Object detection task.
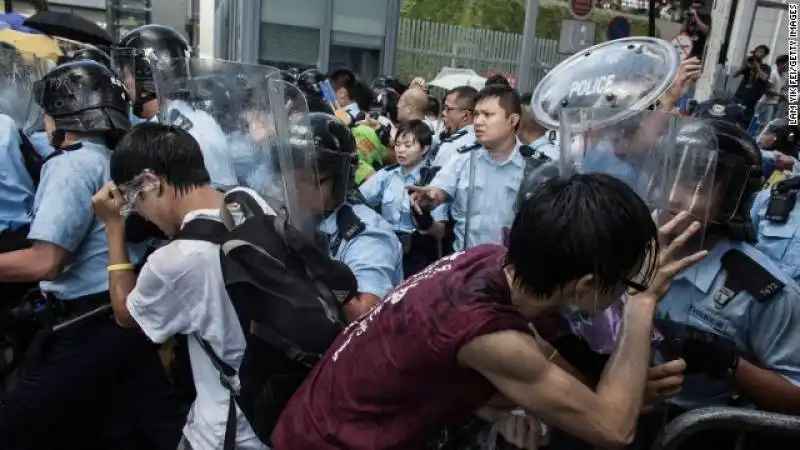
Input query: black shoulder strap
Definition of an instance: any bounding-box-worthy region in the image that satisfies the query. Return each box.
[457,142,481,154]
[518,144,535,158]
[330,204,365,256]
[18,130,43,187]
[42,142,83,164]
[169,108,194,131]
[172,218,229,245]
[419,165,441,186]
[192,333,238,450]
[719,249,784,305]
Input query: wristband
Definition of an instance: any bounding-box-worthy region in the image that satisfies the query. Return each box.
[107,263,135,272]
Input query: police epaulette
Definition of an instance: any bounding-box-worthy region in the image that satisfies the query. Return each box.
[442,129,467,143]
[719,249,784,304]
[518,144,535,158]
[457,142,481,154]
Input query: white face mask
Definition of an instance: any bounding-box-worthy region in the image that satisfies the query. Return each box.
[559,291,600,327]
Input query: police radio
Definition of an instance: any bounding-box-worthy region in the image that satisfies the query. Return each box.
[766,177,800,223]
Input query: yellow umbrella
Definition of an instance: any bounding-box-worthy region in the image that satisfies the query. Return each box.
[0,28,62,62]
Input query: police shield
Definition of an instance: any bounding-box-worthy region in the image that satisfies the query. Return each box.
[530,37,681,131]
[0,48,52,132]
[267,79,324,241]
[152,58,280,189]
[560,107,721,295]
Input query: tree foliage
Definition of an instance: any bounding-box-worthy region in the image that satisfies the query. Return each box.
[402,0,655,42]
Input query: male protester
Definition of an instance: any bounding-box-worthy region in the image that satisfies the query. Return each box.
[329,68,363,121]
[733,45,772,127]
[755,54,789,133]
[272,173,706,449]
[518,107,558,161]
[91,123,267,450]
[410,85,526,251]
[0,61,184,449]
[429,86,478,167]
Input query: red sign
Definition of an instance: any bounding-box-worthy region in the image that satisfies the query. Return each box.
[569,0,593,20]
[486,71,517,89]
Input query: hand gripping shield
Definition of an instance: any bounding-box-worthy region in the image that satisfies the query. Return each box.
[0,48,52,132]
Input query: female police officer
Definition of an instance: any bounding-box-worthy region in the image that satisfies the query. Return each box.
[0,60,184,449]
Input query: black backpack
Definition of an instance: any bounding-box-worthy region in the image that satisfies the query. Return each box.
[173,189,347,449]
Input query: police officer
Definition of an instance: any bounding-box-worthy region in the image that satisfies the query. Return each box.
[360,120,446,277]
[301,112,403,321]
[642,117,800,449]
[0,60,185,449]
[59,45,114,71]
[757,117,800,180]
[118,24,237,188]
[751,118,800,283]
[428,85,477,167]
[410,84,527,252]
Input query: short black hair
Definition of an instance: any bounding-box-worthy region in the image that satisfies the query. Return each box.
[486,73,511,87]
[754,45,770,56]
[395,119,433,148]
[111,122,210,195]
[776,54,789,65]
[475,84,522,118]
[329,68,358,100]
[507,173,658,297]
[425,96,440,117]
[519,92,533,106]
[446,86,478,111]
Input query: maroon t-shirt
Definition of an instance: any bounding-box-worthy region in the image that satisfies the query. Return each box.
[272,244,533,450]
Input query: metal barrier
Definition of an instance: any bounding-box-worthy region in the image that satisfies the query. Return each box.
[650,406,800,450]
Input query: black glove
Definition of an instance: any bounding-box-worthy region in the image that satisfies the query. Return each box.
[319,260,359,308]
[412,207,434,230]
[656,319,739,379]
[679,327,739,379]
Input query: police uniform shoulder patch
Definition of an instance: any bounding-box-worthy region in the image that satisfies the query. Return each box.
[456,142,481,154]
[720,249,784,304]
[443,129,467,143]
[518,144,535,158]
[168,109,194,131]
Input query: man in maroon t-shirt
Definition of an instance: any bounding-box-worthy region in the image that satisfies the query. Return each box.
[272,174,707,450]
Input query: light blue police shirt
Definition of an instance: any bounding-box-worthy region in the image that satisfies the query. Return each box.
[0,114,36,233]
[750,188,800,281]
[530,134,559,161]
[27,138,142,300]
[226,130,277,195]
[431,125,475,168]
[430,143,525,251]
[656,239,800,409]
[359,163,448,233]
[760,149,800,176]
[318,203,403,298]
[158,100,238,189]
[27,131,54,160]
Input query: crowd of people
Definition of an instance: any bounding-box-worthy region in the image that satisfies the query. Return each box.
[0,19,798,450]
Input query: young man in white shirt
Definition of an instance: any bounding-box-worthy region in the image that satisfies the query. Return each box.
[91,122,267,450]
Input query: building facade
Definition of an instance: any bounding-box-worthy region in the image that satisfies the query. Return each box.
[210,0,401,81]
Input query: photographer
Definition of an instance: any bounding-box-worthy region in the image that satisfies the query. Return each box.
[733,45,772,127]
[682,0,711,60]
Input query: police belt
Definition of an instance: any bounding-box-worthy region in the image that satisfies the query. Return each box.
[395,230,437,256]
[38,291,111,326]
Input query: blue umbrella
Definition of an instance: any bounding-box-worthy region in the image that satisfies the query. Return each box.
[0,12,42,34]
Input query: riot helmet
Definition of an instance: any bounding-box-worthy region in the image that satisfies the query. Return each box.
[515,161,561,213]
[296,68,326,97]
[298,112,357,211]
[33,60,131,149]
[117,24,191,117]
[59,46,113,72]
[372,87,400,123]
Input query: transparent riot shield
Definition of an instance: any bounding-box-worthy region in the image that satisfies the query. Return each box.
[267,79,325,241]
[0,48,51,132]
[152,58,280,190]
[559,107,719,296]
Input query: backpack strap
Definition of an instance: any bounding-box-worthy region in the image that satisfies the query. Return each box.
[172,218,228,245]
[220,187,274,230]
[192,333,238,450]
[18,131,43,187]
[329,204,365,256]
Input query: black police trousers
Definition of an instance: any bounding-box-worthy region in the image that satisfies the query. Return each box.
[0,296,188,450]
